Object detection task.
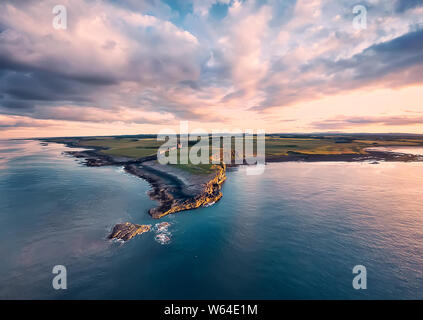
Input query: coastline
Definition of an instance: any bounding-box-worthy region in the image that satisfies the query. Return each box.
[4,139,423,299]
[265,150,423,163]
[42,139,227,240]
[41,138,423,241]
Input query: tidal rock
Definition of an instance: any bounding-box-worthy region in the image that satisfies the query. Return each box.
[108,222,151,241]
[155,222,171,232]
[155,233,171,245]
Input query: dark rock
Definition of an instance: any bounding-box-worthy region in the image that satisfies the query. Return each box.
[108,222,151,241]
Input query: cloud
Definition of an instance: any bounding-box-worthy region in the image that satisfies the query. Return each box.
[326,28,423,86]
[252,2,423,110]
[395,0,423,13]
[312,115,423,129]
[0,0,423,136]
[0,115,51,130]
[0,0,205,122]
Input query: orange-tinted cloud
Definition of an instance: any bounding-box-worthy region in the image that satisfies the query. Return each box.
[1,0,423,138]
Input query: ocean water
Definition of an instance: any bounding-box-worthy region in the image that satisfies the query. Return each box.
[366,146,423,156]
[1,140,423,299]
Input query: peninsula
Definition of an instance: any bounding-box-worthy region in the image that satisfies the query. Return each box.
[42,133,423,241]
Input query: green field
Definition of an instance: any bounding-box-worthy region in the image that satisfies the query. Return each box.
[78,137,162,158]
[45,134,423,171]
[265,137,364,157]
[172,162,218,175]
[265,135,423,159]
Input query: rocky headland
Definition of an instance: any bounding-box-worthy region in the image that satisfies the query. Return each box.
[125,161,226,219]
[41,137,423,241]
[108,162,226,240]
[44,140,227,241]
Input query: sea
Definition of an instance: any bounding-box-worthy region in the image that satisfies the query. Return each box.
[1,139,423,299]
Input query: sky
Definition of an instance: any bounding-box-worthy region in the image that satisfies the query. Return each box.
[0,0,423,138]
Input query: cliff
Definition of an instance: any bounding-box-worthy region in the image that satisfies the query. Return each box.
[43,139,227,241]
[107,163,226,241]
[149,163,226,219]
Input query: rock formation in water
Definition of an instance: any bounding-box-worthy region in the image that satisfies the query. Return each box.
[46,138,228,241]
[108,222,151,241]
[156,222,171,232]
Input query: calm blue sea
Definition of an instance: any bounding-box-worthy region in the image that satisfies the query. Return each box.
[1,139,423,299]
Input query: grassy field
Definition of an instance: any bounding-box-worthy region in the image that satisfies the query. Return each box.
[265,137,365,157]
[172,162,218,175]
[265,135,423,159]
[78,137,162,158]
[46,134,423,171]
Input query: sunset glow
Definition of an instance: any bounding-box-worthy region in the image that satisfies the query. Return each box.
[1,0,423,138]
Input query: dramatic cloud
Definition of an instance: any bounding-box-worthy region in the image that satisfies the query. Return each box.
[0,0,423,137]
[395,0,423,13]
[0,115,51,130]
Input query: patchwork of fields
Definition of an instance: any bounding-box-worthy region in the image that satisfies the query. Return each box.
[45,134,423,173]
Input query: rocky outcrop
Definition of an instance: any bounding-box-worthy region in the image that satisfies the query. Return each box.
[156,222,171,232]
[65,150,116,166]
[47,139,228,240]
[107,163,226,241]
[149,163,226,219]
[123,162,226,219]
[108,222,151,241]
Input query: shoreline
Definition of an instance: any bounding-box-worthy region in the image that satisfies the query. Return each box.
[62,148,227,219]
[41,138,423,241]
[265,150,423,163]
[41,139,227,240]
